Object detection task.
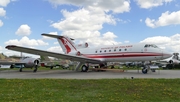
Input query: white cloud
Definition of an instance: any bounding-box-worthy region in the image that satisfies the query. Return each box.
[135,0,173,9]
[54,42,58,45]
[76,31,121,47]
[145,18,156,28]
[48,0,130,13]
[140,19,143,22]
[3,50,40,58]
[50,6,120,46]
[124,40,130,43]
[48,0,129,48]
[5,36,49,46]
[140,34,180,53]
[140,36,171,44]
[15,24,31,36]
[0,0,10,7]
[0,20,3,27]
[102,32,117,40]
[145,10,180,28]
[0,8,6,16]
[47,46,63,53]
[51,8,116,31]
[3,51,20,57]
[58,31,120,47]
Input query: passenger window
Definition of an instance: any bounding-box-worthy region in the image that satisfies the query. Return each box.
[114,49,116,52]
[104,50,106,52]
[109,50,111,52]
[125,49,127,51]
[100,51,102,53]
[95,51,97,53]
[119,49,121,51]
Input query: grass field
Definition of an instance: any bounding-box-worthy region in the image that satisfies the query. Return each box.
[0,79,180,102]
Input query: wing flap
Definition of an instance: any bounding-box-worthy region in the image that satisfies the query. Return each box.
[5,45,101,64]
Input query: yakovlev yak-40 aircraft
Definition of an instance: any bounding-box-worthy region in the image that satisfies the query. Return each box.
[5,33,172,74]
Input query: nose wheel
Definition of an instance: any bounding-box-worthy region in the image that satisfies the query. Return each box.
[142,68,148,74]
[33,60,39,72]
[33,67,37,72]
[142,65,149,74]
[19,68,22,72]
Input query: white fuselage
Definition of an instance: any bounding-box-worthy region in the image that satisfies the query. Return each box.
[20,57,39,68]
[69,43,171,62]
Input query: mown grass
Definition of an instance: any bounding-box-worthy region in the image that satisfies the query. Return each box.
[0,79,180,102]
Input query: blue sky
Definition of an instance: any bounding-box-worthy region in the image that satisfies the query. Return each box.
[0,0,180,57]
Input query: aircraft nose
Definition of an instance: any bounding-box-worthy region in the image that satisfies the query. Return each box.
[162,51,172,59]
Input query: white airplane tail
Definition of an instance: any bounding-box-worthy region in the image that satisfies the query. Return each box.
[172,53,179,60]
[42,33,77,54]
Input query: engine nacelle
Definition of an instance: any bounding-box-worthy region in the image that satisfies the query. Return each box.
[68,51,82,56]
[76,51,81,56]
[172,53,179,60]
[75,43,88,49]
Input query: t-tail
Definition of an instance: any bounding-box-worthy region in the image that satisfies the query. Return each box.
[42,33,77,54]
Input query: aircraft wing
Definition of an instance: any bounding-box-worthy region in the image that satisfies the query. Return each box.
[0,61,25,65]
[5,45,101,64]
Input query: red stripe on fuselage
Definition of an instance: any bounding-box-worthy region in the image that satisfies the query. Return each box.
[82,52,162,58]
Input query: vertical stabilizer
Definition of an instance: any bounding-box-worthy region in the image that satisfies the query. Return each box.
[57,36,77,54]
[41,34,77,54]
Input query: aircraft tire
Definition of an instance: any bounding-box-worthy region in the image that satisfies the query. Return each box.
[19,68,22,72]
[33,68,37,72]
[10,65,14,69]
[142,68,148,74]
[50,66,53,69]
[33,66,38,72]
[81,65,88,72]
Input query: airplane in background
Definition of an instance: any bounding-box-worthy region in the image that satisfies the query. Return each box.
[161,53,179,64]
[155,53,180,69]
[5,33,172,74]
[0,56,39,72]
[40,55,55,69]
[40,55,71,69]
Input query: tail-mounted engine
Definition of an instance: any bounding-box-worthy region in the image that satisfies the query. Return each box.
[68,51,82,56]
[172,53,179,60]
[76,51,81,56]
[75,43,88,49]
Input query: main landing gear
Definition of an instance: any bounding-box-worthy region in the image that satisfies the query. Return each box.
[141,65,150,74]
[81,63,107,72]
[81,65,89,72]
[19,67,22,72]
[33,60,39,72]
[33,65,38,72]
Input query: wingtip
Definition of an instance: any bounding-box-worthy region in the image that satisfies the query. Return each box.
[41,33,48,36]
[5,45,16,49]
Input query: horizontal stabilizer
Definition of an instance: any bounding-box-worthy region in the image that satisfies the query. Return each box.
[41,33,74,40]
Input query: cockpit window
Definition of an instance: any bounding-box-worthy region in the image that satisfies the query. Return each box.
[144,44,158,48]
